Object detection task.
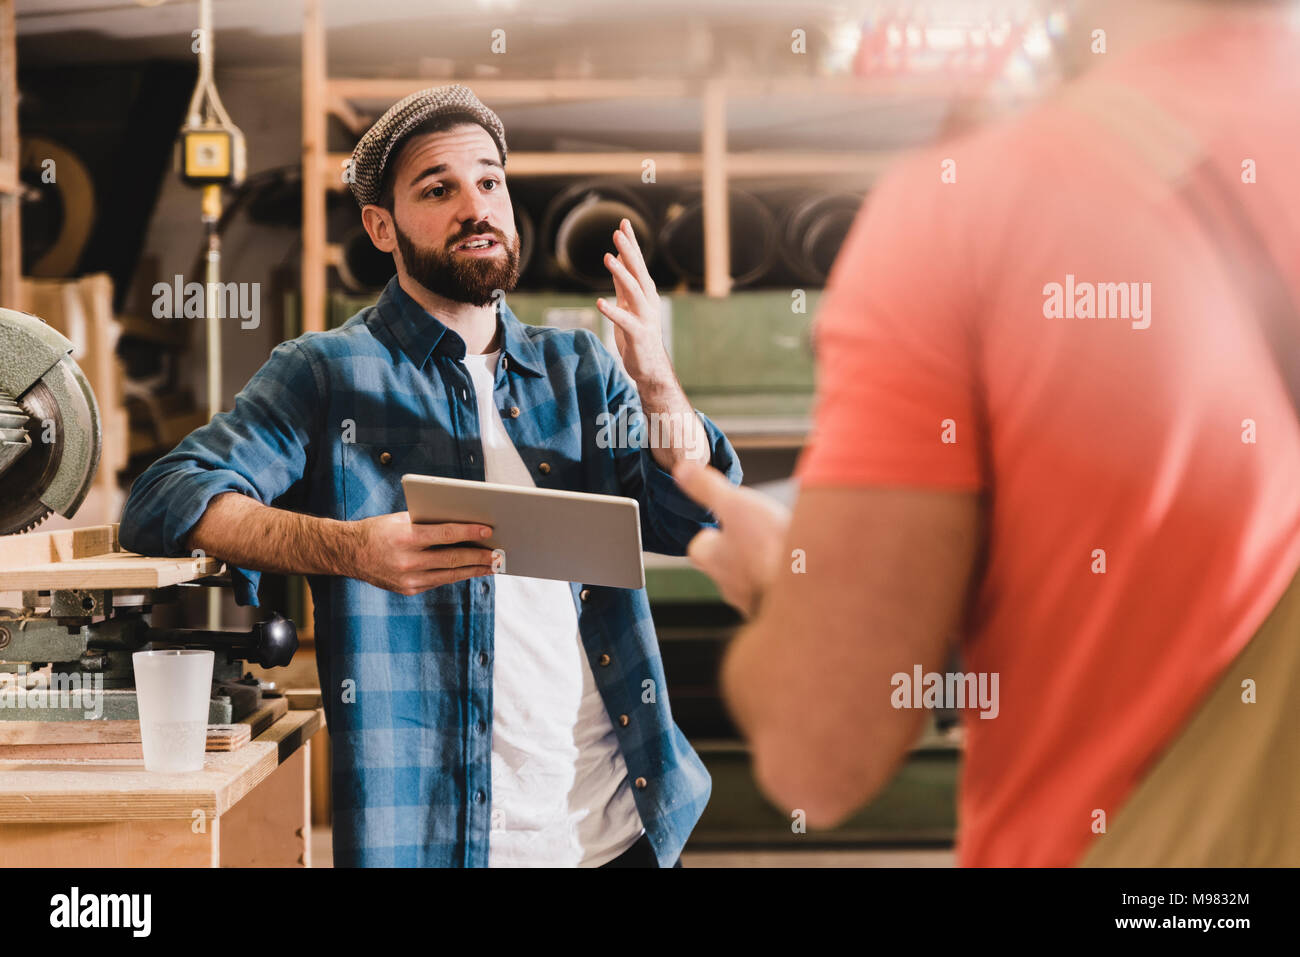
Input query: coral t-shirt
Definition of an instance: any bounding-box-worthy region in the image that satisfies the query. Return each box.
[794,18,1300,865]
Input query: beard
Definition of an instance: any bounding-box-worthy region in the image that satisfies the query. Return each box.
[393,216,521,306]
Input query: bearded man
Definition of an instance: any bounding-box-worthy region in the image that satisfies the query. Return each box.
[120,85,742,868]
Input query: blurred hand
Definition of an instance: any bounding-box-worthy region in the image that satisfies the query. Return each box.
[347,511,497,596]
[672,461,792,618]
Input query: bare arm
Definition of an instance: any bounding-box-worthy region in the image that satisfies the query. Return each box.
[721,485,982,827]
[184,492,356,577]
[636,376,710,471]
[184,492,498,595]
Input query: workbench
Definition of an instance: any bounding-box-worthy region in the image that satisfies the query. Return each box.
[0,705,324,866]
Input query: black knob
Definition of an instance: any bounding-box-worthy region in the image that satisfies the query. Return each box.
[249,613,298,668]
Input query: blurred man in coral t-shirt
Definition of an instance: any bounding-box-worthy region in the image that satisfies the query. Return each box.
[673,0,1300,865]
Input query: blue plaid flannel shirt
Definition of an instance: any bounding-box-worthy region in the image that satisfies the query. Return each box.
[119,275,743,867]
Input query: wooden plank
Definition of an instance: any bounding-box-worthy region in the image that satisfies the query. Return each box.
[0,0,17,309]
[0,524,118,570]
[285,688,322,710]
[726,151,895,178]
[301,577,315,642]
[0,722,249,754]
[0,743,143,760]
[0,554,223,591]
[322,148,885,185]
[328,76,691,103]
[205,724,252,751]
[0,719,140,745]
[237,696,288,738]
[301,0,326,334]
[325,73,1032,106]
[701,76,730,298]
[310,722,330,826]
[324,151,701,186]
[0,818,217,867]
[326,94,367,135]
[0,750,262,821]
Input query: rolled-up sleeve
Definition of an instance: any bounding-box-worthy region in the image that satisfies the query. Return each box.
[118,339,321,607]
[603,351,743,556]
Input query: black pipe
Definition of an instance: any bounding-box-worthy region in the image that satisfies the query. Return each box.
[541,181,655,290]
[657,187,778,290]
[775,191,865,285]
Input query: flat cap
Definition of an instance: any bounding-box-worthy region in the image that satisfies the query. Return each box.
[348,84,507,208]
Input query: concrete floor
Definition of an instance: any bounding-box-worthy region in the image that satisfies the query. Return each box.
[310,827,954,867]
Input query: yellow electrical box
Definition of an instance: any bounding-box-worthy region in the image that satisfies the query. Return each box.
[180,128,234,185]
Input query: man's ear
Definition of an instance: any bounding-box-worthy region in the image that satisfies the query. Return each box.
[361,204,397,254]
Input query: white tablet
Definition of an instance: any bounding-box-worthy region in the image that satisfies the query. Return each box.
[402,474,645,590]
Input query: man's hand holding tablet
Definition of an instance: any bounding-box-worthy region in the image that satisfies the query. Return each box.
[345,510,497,596]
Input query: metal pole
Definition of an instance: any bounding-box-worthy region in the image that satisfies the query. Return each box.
[203,183,222,630]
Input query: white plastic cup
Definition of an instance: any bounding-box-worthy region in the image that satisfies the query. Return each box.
[132,649,214,772]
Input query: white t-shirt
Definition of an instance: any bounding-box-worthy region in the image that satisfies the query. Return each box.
[460,349,645,867]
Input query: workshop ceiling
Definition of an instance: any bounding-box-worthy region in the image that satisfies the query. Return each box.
[16,0,865,71]
[16,0,958,151]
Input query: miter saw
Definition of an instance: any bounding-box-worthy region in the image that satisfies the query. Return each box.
[0,306,297,723]
[0,307,101,536]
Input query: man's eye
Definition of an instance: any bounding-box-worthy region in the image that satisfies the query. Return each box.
[424,185,445,198]
[483,179,497,190]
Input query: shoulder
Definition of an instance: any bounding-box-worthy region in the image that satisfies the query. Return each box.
[286,309,383,362]
[277,308,396,378]
[517,320,615,371]
[256,309,383,399]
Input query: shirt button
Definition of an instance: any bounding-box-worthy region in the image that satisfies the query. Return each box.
[538,462,550,474]
[475,790,486,804]
[479,652,489,666]
[619,714,629,727]
[462,388,469,401]
[379,451,392,465]
[634,777,647,790]
[468,452,475,464]
[598,653,611,667]
[579,589,590,601]
[476,719,487,733]
[508,406,520,418]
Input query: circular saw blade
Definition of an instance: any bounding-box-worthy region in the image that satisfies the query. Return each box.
[0,311,102,536]
[0,380,62,535]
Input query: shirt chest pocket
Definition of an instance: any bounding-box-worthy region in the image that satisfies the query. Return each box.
[342,441,442,521]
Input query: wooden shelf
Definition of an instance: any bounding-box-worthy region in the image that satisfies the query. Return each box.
[322,149,890,186]
[327,76,693,104]
[301,0,902,319]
